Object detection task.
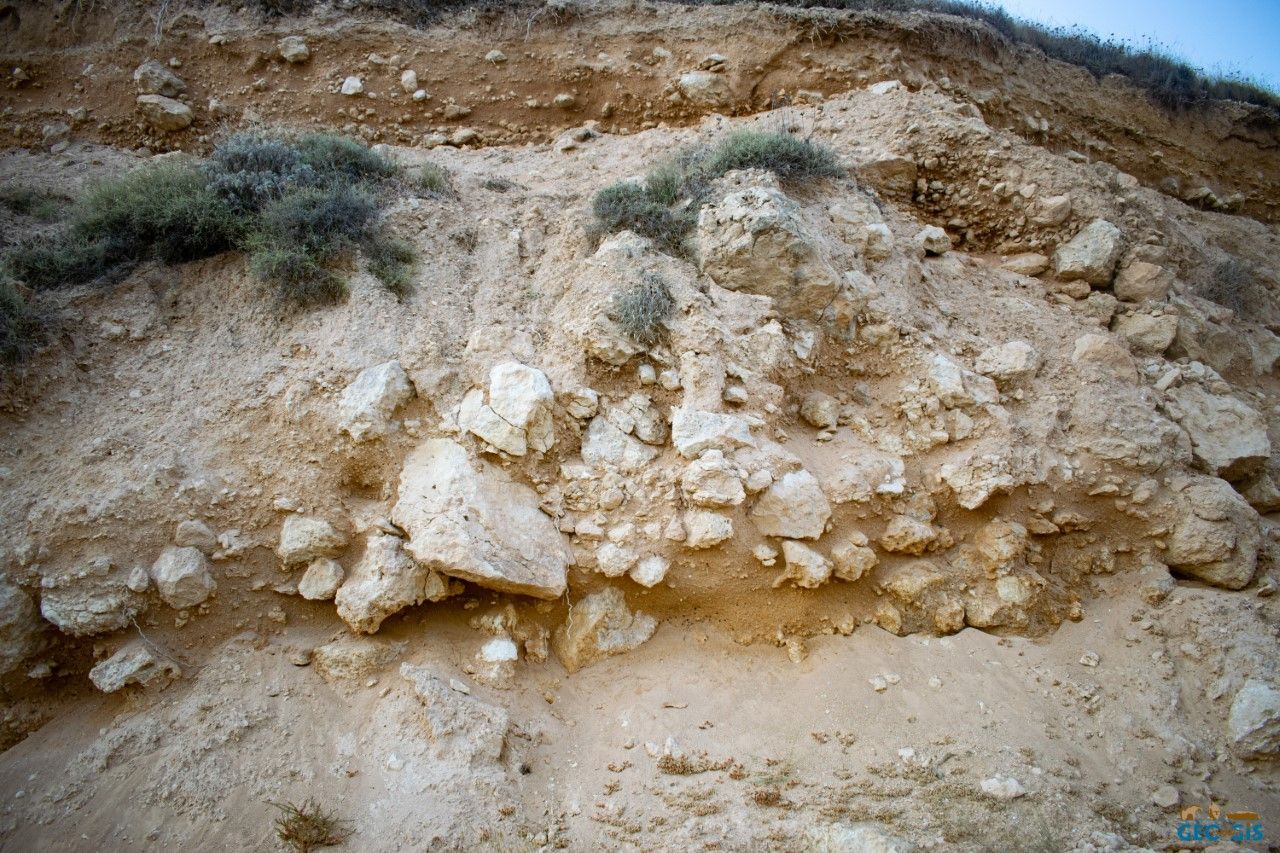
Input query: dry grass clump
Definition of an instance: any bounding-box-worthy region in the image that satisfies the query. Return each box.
[271,798,352,852]
[611,273,674,347]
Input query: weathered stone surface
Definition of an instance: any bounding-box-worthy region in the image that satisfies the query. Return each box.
[927,353,998,407]
[277,516,347,566]
[136,95,193,132]
[313,634,401,682]
[879,516,944,555]
[337,360,414,441]
[677,70,732,106]
[1053,219,1123,285]
[150,546,216,609]
[1032,194,1071,226]
[392,438,569,599]
[1000,252,1049,276]
[552,587,657,673]
[1114,260,1173,302]
[1164,476,1260,589]
[915,225,950,255]
[807,822,913,853]
[1071,333,1136,381]
[1228,679,1280,760]
[775,541,833,589]
[629,555,670,588]
[581,415,658,471]
[683,510,734,549]
[939,452,1016,510]
[594,542,638,578]
[132,59,186,96]
[697,186,841,318]
[401,663,510,764]
[39,559,141,637]
[974,341,1038,384]
[1112,313,1177,355]
[680,450,745,507]
[800,392,840,429]
[334,534,452,633]
[0,578,43,675]
[671,407,754,458]
[298,558,344,601]
[1165,385,1270,481]
[89,640,179,693]
[277,35,310,63]
[751,469,831,539]
[858,155,917,199]
[831,533,877,581]
[174,519,218,554]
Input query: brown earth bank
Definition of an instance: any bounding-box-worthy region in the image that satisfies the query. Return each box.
[1,0,1278,222]
[0,2,1278,852]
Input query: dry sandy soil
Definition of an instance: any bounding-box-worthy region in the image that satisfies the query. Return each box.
[0,2,1278,851]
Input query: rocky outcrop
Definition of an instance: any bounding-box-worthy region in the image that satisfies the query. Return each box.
[1228,679,1280,760]
[750,469,831,539]
[1164,385,1270,481]
[392,438,569,599]
[277,516,347,566]
[696,185,841,319]
[40,559,143,636]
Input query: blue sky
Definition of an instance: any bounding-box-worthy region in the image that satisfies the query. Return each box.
[994,0,1280,90]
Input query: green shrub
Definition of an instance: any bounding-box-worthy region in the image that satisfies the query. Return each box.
[207,133,316,213]
[2,232,117,291]
[0,276,44,364]
[253,183,378,260]
[363,235,416,295]
[296,133,398,184]
[612,273,675,347]
[591,182,693,254]
[248,242,347,306]
[698,130,843,182]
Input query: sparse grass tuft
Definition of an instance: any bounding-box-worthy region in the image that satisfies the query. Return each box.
[1200,258,1253,316]
[0,275,44,365]
[591,182,693,254]
[0,186,71,221]
[415,162,454,197]
[271,798,352,853]
[612,273,674,347]
[363,235,417,295]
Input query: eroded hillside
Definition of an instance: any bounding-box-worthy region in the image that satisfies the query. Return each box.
[0,2,1278,851]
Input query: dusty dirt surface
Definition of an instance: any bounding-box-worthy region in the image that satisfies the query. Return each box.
[1,2,1279,852]
[1,1,1278,221]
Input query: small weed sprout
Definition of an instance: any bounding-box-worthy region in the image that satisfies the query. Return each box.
[363,235,417,296]
[270,798,352,853]
[612,273,674,347]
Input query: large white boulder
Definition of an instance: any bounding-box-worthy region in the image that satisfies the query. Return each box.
[136,95,193,132]
[696,186,841,319]
[1228,679,1280,760]
[337,360,414,441]
[581,415,658,471]
[680,450,746,507]
[1053,219,1123,285]
[391,439,569,599]
[150,546,216,609]
[334,533,452,633]
[751,469,831,539]
[459,362,555,456]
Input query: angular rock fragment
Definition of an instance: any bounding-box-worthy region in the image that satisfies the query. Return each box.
[337,360,414,441]
[1053,219,1123,285]
[751,470,830,539]
[277,516,347,566]
[89,640,180,693]
[392,439,569,598]
[552,587,657,673]
[334,534,452,633]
